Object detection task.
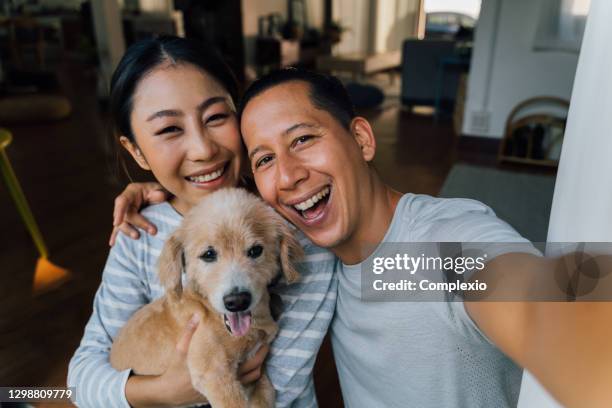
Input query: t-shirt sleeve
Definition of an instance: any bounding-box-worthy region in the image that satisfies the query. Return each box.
[266,231,338,408]
[67,233,150,407]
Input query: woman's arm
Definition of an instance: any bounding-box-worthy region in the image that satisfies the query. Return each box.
[265,232,339,407]
[67,233,207,407]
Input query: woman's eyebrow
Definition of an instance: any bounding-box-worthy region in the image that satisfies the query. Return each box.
[146,96,229,122]
[146,109,181,122]
[198,96,229,112]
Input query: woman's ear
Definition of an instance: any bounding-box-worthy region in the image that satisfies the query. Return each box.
[119,136,150,170]
[350,117,376,162]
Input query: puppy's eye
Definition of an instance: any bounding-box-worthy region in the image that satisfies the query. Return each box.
[247,245,263,259]
[200,247,217,262]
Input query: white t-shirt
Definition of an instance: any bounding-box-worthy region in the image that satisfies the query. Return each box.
[330,193,535,408]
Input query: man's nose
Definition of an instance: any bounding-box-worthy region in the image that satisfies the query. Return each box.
[277,155,307,190]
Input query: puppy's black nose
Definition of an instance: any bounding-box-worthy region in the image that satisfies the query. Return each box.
[223,290,252,312]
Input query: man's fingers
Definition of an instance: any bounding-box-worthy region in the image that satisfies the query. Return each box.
[147,189,169,204]
[125,212,157,235]
[238,344,269,375]
[109,226,120,247]
[176,313,200,354]
[118,222,140,240]
[113,195,129,227]
[239,367,262,385]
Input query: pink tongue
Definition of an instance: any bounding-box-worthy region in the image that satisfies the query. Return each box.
[302,199,326,220]
[227,312,251,337]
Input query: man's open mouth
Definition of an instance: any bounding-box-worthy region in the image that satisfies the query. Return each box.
[292,186,331,220]
[223,311,252,337]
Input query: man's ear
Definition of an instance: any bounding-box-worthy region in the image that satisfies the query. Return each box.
[119,136,150,170]
[350,117,376,162]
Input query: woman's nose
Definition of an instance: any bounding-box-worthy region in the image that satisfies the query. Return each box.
[186,128,219,162]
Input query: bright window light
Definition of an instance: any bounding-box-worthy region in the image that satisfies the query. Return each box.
[424,0,482,18]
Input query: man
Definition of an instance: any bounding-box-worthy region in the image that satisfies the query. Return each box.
[114,69,612,407]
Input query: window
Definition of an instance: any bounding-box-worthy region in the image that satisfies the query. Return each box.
[534,0,591,53]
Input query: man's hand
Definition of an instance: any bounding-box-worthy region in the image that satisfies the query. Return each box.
[239,344,270,385]
[109,182,169,246]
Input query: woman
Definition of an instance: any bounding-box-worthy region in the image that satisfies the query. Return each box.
[68,36,337,408]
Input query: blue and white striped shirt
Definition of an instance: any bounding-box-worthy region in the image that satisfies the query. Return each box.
[68,202,338,408]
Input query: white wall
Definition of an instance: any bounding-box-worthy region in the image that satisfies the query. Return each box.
[463,0,580,138]
[333,0,420,55]
[373,0,421,53]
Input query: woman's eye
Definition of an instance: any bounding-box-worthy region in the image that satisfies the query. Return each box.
[206,113,229,125]
[155,126,181,135]
[255,155,273,169]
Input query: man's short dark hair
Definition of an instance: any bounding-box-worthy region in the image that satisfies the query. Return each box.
[239,68,356,130]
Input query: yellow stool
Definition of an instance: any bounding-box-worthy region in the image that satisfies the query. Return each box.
[0,128,69,294]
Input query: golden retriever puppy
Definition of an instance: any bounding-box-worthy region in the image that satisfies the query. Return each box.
[110,187,302,407]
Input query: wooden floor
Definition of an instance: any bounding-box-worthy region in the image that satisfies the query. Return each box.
[0,61,492,407]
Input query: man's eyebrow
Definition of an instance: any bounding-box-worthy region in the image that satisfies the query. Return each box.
[146,96,228,122]
[248,146,264,161]
[248,122,320,161]
[283,122,320,135]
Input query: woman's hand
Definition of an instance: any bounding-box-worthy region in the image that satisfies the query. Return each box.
[125,313,208,407]
[109,182,169,246]
[124,314,269,407]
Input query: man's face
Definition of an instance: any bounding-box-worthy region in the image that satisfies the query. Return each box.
[241,81,373,250]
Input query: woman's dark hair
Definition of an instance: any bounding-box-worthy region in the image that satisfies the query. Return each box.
[239,68,355,130]
[110,35,239,142]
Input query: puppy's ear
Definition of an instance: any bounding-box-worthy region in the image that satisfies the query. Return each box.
[279,223,303,284]
[158,232,184,297]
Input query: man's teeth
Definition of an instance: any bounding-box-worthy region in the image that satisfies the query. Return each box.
[187,168,224,183]
[294,187,330,211]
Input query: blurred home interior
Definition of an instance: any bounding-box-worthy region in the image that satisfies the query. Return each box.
[0,0,588,406]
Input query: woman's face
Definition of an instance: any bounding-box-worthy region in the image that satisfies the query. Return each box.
[122,62,243,214]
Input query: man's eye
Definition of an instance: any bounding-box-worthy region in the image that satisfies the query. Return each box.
[200,247,217,262]
[255,155,273,169]
[155,126,181,135]
[247,244,263,259]
[294,135,314,146]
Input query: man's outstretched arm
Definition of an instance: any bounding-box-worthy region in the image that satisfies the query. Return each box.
[466,252,612,408]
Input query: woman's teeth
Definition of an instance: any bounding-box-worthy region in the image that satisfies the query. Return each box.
[187,168,224,183]
[294,187,330,211]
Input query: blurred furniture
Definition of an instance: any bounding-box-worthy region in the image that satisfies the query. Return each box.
[0,94,71,123]
[255,37,300,72]
[316,51,401,80]
[401,39,461,110]
[176,0,244,83]
[434,55,470,121]
[122,11,185,45]
[498,97,569,167]
[2,16,46,69]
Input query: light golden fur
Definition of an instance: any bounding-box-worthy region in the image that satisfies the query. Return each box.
[110,188,302,407]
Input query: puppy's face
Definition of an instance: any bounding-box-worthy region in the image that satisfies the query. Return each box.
[159,188,302,337]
